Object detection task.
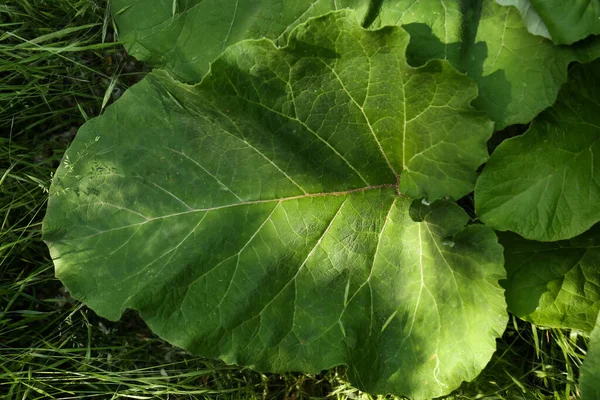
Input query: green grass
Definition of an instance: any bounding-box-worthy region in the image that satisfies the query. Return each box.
[0,1,591,399]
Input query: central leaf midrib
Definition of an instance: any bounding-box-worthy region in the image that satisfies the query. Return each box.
[70,184,400,242]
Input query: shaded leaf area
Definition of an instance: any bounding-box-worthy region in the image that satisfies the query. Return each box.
[475,59,600,242]
[403,0,600,130]
[43,13,506,399]
[500,225,600,332]
[498,0,600,44]
[112,0,600,130]
[581,312,600,399]
[486,123,529,154]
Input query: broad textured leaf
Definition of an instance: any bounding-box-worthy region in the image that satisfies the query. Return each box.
[42,13,506,399]
[581,312,600,399]
[476,59,600,242]
[512,0,600,44]
[112,0,600,131]
[494,0,550,39]
[500,226,600,332]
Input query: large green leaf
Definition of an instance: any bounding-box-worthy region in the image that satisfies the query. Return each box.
[475,59,600,242]
[43,13,506,399]
[500,226,600,332]
[581,312,600,399]
[112,0,600,130]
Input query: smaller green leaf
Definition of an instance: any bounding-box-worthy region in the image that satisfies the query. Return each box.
[528,0,600,44]
[475,59,600,241]
[581,312,600,399]
[500,226,600,332]
[497,0,600,44]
